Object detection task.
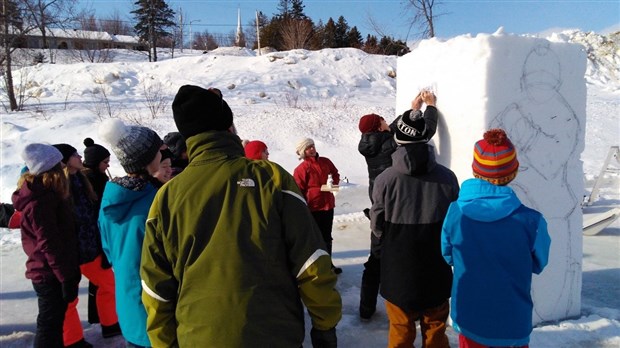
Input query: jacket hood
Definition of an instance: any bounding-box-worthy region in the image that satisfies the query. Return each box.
[391,143,436,176]
[100,182,156,222]
[12,180,47,211]
[457,178,522,222]
[186,131,244,163]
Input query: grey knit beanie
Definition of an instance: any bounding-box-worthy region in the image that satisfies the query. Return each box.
[21,143,63,175]
[98,119,162,174]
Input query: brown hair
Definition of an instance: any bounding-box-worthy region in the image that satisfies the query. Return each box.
[63,167,98,203]
[17,163,70,199]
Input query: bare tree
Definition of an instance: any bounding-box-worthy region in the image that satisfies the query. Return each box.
[67,30,115,63]
[100,10,132,36]
[22,0,79,50]
[280,18,313,50]
[78,12,97,31]
[404,0,442,38]
[193,30,217,51]
[1,0,28,111]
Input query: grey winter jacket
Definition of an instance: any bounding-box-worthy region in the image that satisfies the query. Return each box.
[370,143,459,311]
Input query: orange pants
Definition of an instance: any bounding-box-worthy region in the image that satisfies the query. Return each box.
[385,300,450,348]
[459,334,529,348]
[63,254,118,345]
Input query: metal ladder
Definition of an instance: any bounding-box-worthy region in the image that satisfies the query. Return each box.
[584,146,620,206]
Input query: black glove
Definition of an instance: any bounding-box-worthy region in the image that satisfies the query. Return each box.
[370,233,382,259]
[310,327,337,348]
[62,277,80,303]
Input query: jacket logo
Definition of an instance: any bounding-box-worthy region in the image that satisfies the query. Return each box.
[237,178,255,187]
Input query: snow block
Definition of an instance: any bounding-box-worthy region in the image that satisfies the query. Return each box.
[397,32,586,324]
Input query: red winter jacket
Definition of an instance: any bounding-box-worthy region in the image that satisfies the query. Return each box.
[11,180,81,284]
[294,154,340,212]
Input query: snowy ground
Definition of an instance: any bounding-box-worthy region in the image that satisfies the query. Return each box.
[1,31,619,347]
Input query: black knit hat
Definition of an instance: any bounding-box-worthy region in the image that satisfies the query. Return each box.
[163,132,186,158]
[394,110,428,144]
[83,138,111,168]
[52,143,77,164]
[160,148,174,162]
[172,85,233,139]
[98,119,163,174]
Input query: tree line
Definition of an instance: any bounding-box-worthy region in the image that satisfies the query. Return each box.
[1,0,440,111]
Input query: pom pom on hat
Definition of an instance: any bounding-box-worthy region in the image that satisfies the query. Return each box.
[83,138,111,169]
[244,140,267,160]
[358,114,383,133]
[472,128,519,185]
[394,110,428,144]
[99,119,163,174]
[296,138,314,159]
[21,143,63,175]
[52,143,77,164]
[172,85,233,139]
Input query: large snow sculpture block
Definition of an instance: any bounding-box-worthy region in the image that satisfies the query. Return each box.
[397,32,586,324]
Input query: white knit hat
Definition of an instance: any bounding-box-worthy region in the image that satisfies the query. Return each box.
[21,143,63,175]
[99,119,163,174]
[296,138,314,159]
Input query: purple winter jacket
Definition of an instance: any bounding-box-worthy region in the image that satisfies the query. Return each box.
[12,180,80,284]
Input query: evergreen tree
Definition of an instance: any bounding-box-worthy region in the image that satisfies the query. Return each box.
[289,0,307,19]
[132,0,175,62]
[378,36,410,56]
[363,34,380,54]
[321,17,337,48]
[347,26,363,49]
[334,16,349,47]
[308,19,324,50]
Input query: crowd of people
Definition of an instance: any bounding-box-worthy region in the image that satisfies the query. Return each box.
[9,86,551,348]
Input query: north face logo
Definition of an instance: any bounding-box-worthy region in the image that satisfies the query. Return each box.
[237,178,256,187]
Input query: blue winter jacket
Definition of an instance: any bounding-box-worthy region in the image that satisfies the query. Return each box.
[441,178,550,347]
[99,179,157,347]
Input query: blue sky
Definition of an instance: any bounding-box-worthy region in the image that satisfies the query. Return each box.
[86,0,619,40]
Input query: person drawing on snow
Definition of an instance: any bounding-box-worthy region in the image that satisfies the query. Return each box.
[357,90,438,320]
[294,138,343,275]
[139,85,341,347]
[370,103,457,347]
[441,128,551,348]
[12,143,82,348]
[97,119,164,348]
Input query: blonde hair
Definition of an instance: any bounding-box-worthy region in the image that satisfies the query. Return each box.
[17,164,70,199]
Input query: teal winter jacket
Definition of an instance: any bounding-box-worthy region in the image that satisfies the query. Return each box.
[441,178,551,347]
[99,179,157,347]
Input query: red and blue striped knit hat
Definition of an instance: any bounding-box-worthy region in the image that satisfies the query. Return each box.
[472,128,519,185]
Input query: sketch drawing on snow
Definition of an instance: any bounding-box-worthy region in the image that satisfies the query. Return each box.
[491,40,582,322]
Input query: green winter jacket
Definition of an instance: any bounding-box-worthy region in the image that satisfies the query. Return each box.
[140,131,342,348]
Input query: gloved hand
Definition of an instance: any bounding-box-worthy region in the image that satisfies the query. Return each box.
[370,233,382,259]
[62,277,80,303]
[310,327,337,348]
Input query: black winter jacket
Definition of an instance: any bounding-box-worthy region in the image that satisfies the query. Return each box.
[358,131,397,199]
[370,144,459,311]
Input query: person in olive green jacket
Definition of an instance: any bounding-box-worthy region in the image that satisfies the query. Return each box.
[140,85,342,348]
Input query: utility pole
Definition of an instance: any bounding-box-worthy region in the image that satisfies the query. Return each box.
[255,10,261,55]
[189,19,201,51]
[178,8,184,52]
